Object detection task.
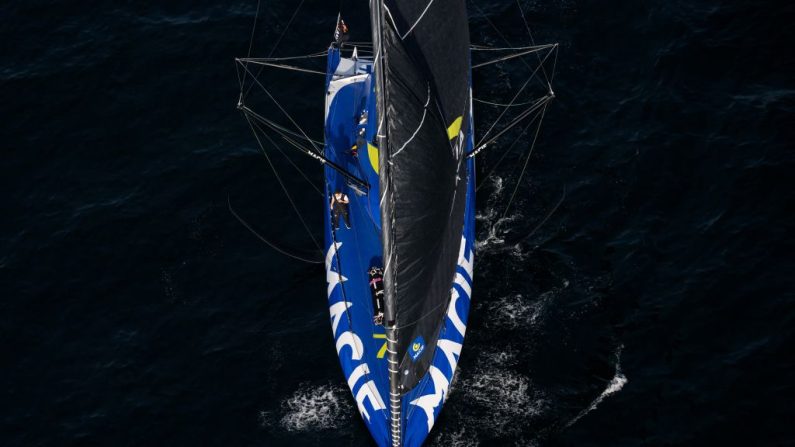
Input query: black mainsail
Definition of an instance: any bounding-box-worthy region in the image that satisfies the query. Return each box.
[371,0,471,407]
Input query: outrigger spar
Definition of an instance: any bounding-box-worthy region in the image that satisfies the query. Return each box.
[233,1,558,445]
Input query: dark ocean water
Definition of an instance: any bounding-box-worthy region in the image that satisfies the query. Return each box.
[2,0,794,446]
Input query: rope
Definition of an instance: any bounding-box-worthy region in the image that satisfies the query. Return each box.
[227,196,323,264]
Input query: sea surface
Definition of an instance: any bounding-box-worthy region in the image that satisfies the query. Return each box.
[2,0,793,446]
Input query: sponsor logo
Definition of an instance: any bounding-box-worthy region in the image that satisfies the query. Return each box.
[410,336,426,362]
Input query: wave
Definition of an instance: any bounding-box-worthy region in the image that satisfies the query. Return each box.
[278,382,352,432]
[565,345,628,428]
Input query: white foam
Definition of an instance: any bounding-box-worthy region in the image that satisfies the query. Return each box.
[431,426,480,447]
[279,383,352,432]
[481,347,519,367]
[491,175,504,196]
[566,345,628,428]
[457,367,548,435]
[475,175,529,253]
[487,292,550,330]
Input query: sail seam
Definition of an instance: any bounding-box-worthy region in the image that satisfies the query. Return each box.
[400,0,437,40]
[383,5,402,36]
[392,83,431,158]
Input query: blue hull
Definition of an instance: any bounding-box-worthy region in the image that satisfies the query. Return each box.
[322,46,475,447]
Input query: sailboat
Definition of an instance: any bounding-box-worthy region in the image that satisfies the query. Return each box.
[321,2,475,445]
[235,1,557,445]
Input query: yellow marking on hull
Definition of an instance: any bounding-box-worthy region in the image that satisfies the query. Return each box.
[373,333,387,358]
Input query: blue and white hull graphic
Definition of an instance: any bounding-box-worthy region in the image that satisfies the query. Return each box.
[322,46,475,446]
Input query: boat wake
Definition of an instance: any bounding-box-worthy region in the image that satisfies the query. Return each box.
[565,345,628,428]
[278,382,353,432]
[430,347,548,445]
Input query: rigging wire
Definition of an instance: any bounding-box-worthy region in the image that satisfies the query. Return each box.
[240,51,327,62]
[237,59,326,75]
[470,93,552,157]
[501,103,548,219]
[244,114,322,252]
[239,61,323,154]
[515,0,552,86]
[240,0,262,92]
[474,47,555,149]
[469,0,551,92]
[241,105,324,147]
[473,97,538,108]
[241,0,307,101]
[228,196,323,264]
[471,43,556,68]
[475,110,541,192]
[247,117,324,197]
[513,186,566,244]
[268,0,306,59]
[470,43,549,51]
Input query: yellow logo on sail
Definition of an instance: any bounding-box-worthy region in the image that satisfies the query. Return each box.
[447,116,463,140]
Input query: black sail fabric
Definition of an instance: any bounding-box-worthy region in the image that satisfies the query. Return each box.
[377,0,471,392]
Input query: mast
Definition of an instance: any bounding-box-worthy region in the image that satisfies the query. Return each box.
[368,2,401,445]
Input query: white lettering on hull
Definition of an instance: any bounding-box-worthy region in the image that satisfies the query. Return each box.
[409,366,449,432]
[329,301,350,335]
[325,241,387,424]
[448,289,467,337]
[409,235,474,434]
[336,331,364,361]
[326,242,348,296]
[356,380,387,422]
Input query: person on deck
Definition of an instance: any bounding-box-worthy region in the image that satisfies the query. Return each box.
[330,191,351,230]
[334,19,350,47]
[349,128,366,157]
[368,266,385,325]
